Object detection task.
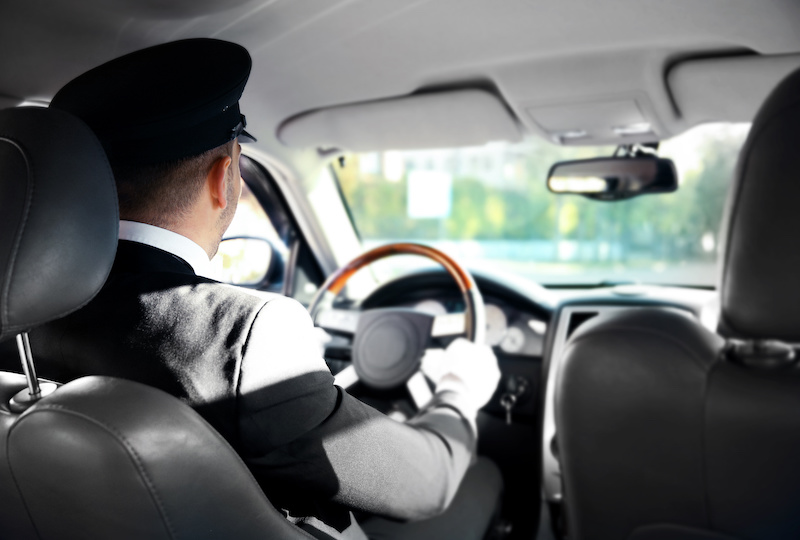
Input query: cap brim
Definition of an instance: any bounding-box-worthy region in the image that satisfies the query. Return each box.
[239,128,257,143]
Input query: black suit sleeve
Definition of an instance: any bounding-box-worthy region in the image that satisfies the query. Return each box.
[236,296,475,521]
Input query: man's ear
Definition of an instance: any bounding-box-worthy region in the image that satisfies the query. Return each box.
[208,154,233,210]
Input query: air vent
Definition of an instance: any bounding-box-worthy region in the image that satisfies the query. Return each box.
[566,311,598,339]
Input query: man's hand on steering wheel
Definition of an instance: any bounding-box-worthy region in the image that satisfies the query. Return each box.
[422,338,501,416]
[308,242,501,417]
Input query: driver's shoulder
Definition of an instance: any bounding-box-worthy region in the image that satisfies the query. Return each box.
[201,282,307,317]
[189,280,314,331]
[210,281,286,305]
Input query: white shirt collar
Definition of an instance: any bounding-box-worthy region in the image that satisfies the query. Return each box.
[118,220,212,277]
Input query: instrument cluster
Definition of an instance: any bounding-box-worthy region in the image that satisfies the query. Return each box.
[411,298,547,357]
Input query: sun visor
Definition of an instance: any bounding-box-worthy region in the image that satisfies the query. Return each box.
[278,89,522,152]
[669,54,800,124]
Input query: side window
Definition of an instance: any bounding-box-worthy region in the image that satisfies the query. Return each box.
[227,182,289,254]
[209,173,289,291]
[208,155,324,303]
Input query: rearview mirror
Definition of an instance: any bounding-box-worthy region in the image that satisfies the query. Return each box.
[547,156,678,201]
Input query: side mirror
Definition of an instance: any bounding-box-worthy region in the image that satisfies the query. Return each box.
[209,236,282,287]
[547,156,678,201]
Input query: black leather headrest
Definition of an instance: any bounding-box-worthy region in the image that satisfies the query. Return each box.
[719,67,800,341]
[0,107,117,342]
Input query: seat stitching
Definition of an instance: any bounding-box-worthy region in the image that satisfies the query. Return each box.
[4,113,119,330]
[0,136,34,333]
[9,403,178,540]
[4,424,44,540]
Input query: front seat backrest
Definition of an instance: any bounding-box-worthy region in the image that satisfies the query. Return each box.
[9,376,316,540]
[0,105,118,539]
[0,107,313,539]
[555,67,800,540]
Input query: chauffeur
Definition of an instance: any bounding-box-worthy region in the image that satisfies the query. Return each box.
[31,39,503,540]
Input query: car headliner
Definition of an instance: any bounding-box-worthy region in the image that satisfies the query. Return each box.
[2,0,800,160]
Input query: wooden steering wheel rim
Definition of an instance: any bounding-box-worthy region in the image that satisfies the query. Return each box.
[308,243,485,343]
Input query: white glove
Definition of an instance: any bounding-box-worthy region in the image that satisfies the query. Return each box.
[312,327,333,358]
[422,338,501,415]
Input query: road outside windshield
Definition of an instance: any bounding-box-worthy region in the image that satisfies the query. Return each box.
[332,124,749,287]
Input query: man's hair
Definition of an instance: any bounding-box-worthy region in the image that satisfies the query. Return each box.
[112,140,235,228]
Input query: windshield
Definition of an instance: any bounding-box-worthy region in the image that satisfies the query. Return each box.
[330,123,750,287]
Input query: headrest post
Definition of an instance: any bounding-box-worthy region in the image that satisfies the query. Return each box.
[9,332,57,412]
[16,333,41,399]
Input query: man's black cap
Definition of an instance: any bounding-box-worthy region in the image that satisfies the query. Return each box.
[50,38,256,165]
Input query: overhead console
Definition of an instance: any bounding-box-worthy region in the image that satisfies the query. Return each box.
[504,50,800,147]
[668,53,800,125]
[525,94,662,146]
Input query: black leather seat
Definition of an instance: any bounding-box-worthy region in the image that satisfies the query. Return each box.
[555,68,800,540]
[0,107,313,539]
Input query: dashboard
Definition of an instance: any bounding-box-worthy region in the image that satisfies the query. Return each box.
[357,267,719,501]
[359,268,554,358]
[338,267,719,540]
[397,297,547,357]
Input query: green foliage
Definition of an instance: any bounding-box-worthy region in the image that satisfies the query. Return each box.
[336,125,747,268]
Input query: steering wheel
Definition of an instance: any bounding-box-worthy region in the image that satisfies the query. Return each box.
[308,243,485,409]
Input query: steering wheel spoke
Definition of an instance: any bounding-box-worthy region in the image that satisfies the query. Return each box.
[333,364,360,389]
[314,307,360,336]
[406,370,434,410]
[431,312,466,338]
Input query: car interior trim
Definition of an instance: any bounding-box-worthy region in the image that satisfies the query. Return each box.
[669,53,800,125]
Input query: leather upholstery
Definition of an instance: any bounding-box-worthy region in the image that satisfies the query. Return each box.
[0,107,312,538]
[718,68,800,340]
[0,107,117,342]
[556,309,729,540]
[556,66,800,539]
[0,372,39,539]
[558,308,800,539]
[4,376,316,540]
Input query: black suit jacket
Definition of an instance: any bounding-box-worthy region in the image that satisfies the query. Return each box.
[31,240,475,534]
